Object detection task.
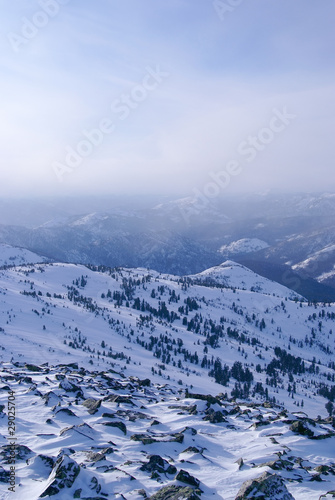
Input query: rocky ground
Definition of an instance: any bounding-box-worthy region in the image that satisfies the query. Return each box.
[1,362,335,500]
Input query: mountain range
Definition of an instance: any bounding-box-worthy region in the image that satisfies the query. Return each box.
[0,192,334,301]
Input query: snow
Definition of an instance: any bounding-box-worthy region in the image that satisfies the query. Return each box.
[189,260,300,298]
[219,238,269,255]
[0,260,334,499]
[0,244,48,267]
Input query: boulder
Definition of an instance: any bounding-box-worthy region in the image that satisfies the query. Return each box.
[176,469,200,488]
[234,471,295,500]
[290,420,314,438]
[140,455,177,475]
[148,485,201,499]
[82,398,101,415]
[101,421,127,435]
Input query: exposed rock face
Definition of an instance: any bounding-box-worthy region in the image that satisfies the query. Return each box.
[290,420,314,438]
[234,472,295,500]
[148,485,201,500]
[1,444,33,462]
[140,455,177,475]
[176,469,200,488]
[101,420,127,435]
[39,455,80,497]
[1,361,335,499]
[82,398,101,414]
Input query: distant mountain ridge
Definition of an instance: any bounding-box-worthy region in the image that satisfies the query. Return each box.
[0,192,334,301]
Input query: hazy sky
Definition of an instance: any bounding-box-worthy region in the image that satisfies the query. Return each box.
[1,0,334,198]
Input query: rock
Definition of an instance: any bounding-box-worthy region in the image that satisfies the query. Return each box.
[89,476,101,493]
[130,432,184,445]
[310,474,323,482]
[58,363,79,370]
[55,408,78,417]
[203,409,227,423]
[181,427,197,436]
[0,444,33,462]
[176,469,200,488]
[39,455,80,497]
[101,412,115,419]
[130,434,156,445]
[234,471,295,500]
[104,394,134,405]
[84,451,106,464]
[42,391,61,406]
[139,378,151,387]
[182,447,201,454]
[0,466,10,483]
[315,465,331,474]
[101,421,127,435]
[148,485,201,499]
[82,398,101,414]
[25,363,43,372]
[140,455,177,475]
[319,492,335,499]
[59,378,83,396]
[185,392,220,406]
[290,420,314,438]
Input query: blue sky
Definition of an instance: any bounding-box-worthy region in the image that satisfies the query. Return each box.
[1,0,334,197]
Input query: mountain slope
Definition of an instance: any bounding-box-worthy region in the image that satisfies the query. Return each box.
[0,244,48,267]
[1,261,335,499]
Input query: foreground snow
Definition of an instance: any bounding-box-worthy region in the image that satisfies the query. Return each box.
[0,362,334,500]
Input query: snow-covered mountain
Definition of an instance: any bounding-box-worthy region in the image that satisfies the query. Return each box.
[0,260,335,498]
[219,238,269,255]
[189,260,300,298]
[0,193,334,300]
[0,244,48,267]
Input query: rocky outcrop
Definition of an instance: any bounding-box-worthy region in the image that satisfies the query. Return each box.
[148,485,201,499]
[39,455,80,497]
[82,398,101,414]
[235,472,295,500]
[140,455,177,475]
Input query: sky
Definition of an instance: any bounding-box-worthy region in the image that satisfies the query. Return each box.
[0,0,334,199]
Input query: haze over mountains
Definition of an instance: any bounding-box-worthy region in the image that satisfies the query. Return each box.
[1,192,334,301]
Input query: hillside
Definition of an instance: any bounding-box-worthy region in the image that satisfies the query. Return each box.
[0,244,48,267]
[0,260,335,499]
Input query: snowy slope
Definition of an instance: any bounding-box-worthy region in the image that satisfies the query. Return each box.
[189,260,301,299]
[0,244,48,267]
[0,262,335,499]
[219,238,269,255]
[1,361,335,500]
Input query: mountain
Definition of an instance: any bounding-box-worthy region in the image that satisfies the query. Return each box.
[189,260,301,299]
[219,238,270,255]
[1,260,335,499]
[0,260,335,498]
[0,192,334,300]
